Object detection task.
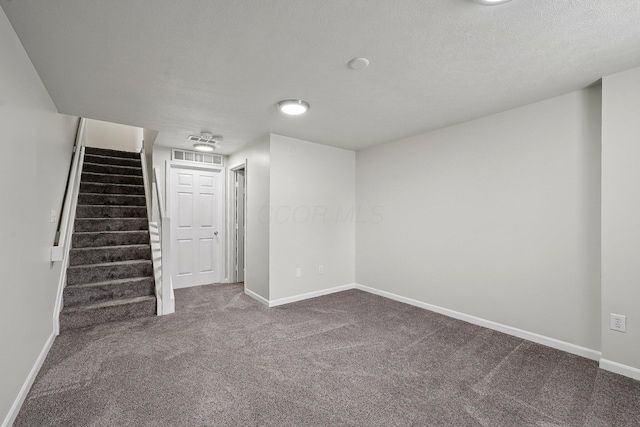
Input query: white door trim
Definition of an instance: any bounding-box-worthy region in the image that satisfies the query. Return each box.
[227,162,246,284]
[166,160,225,288]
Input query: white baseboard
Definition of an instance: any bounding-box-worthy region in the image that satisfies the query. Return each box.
[2,332,55,427]
[354,283,602,362]
[600,358,640,381]
[268,283,356,307]
[244,287,270,307]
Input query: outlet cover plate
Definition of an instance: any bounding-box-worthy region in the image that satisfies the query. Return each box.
[610,313,626,332]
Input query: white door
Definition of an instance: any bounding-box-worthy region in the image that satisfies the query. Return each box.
[170,167,221,288]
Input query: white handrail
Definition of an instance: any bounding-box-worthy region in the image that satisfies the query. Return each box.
[52,118,86,335]
[152,166,174,315]
[140,147,152,222]
[51,118,86,261]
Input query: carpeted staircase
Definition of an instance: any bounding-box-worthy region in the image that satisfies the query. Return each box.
[59,147,156,331]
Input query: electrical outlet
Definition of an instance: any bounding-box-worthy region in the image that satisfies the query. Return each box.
[318,265,324,275]
[296,268,302,278]
[610,313,626,332]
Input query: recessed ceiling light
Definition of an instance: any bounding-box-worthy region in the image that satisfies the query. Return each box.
[193,143,215,152]
[472,0,512,5]
[348,57,370,70]
[277,99,310,115]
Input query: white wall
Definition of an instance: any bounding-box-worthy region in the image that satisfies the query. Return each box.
[601,66,640,374]
[356,87,602,352]
[228,137,271,300]
[269,134,355,300]
[0,8,79,426]
[83,118,142,152]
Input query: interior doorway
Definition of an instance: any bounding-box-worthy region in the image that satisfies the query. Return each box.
[169,165,223,288]
[232,166,246,284]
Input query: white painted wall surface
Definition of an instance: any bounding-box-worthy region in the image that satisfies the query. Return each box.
[229,137,271,300]
[83,118,142,152]
[0,8,79,425]
[601,66,640,372]
[356,88,602,352]
[269,134,355,300]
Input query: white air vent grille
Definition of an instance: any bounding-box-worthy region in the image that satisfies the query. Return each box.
[172,149,223,166]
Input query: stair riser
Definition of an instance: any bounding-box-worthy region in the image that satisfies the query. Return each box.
[78,193,146,206]
[59,298,156,331]
[73,232,149,248]
[80,182,145,195]
[69,246,151,266]
[74,218,148,232]
[83,163,142,176]
[84,147,141,160]
[82,172,143,185]
[76,205,147,218]
[84,154,141,168]
[64,279,154,307]
[67,262,153,286]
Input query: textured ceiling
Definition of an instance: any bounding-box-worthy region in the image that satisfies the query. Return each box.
[3,0,640,154]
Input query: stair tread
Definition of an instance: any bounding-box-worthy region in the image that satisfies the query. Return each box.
[71,243,150,252]
[67,259,152,270]
[78,204,146,208]
[84,147,141,159]
[82,172,143,178]
[77,217,147,220]
[79,192,145,197]
[74,230,148,234]
[84,161,141,169]
[62,295,155,313]
[85,153,141,162]
[81,182,144,188]
[66,276,153,289]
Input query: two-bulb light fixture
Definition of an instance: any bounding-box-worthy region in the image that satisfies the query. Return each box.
[189,132,223,152]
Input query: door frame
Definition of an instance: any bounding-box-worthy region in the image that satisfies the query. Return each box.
[227,161,246,284]
[166,160,225,287]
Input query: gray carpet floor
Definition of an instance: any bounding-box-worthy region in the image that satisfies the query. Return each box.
[14,283,640,426]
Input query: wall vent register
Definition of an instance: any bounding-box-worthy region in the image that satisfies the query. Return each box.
[172,149,223,166]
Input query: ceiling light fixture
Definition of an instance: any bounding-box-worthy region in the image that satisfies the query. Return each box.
[471,0,512,5]
[277,99,310,115]
[188,132,222,152]
[348,57,370,70]
[193,143,215,152]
